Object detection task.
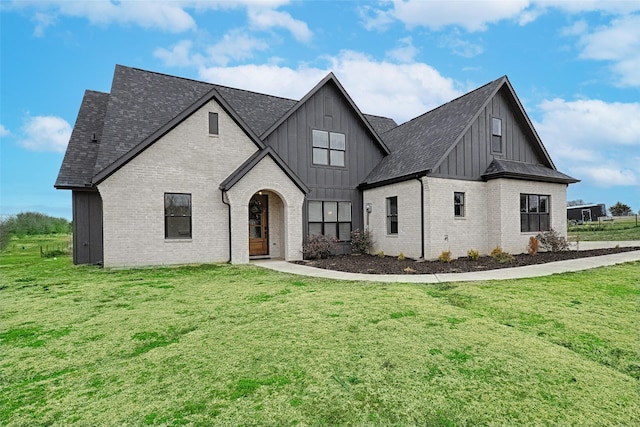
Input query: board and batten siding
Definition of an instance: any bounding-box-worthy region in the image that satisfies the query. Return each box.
[72,190,103,265]
[434,88,547,179]
[264,82,387,241]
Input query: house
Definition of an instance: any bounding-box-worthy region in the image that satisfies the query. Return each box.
[55,65,578,267]
[567,203,606,223]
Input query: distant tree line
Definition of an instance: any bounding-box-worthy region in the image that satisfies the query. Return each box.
[0,212,71,250]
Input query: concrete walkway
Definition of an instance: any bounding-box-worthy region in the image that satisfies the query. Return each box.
[252,241,640,283]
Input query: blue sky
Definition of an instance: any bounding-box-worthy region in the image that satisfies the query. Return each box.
[1,0,639,220]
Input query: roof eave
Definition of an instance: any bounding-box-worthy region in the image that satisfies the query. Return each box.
[92,87,265,186]
[358,170,430,190]
[260,73,391,156]
[220,146,310,194]
[481,171,580,184]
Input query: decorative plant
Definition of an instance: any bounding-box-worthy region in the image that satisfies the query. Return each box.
[302,234,337,260]
[398,252,405,261]
[467,249,479,261]
[438,250,452,263]
[527,236,539,256]
[490,246,514,264]
[350,228,374,255]
[536,229,570,252]
[377,250,385,258]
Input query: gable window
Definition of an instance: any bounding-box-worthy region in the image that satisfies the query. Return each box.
[312,129,345,167]
[308,201,352,241]
[454,192,465,217]
[520,194,550,232]
[209,112,219,135]
[386,196,398,235]
[492,117,502,153]
[165,193,191,239]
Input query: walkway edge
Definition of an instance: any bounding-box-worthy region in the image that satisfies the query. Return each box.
[252,250,640,283]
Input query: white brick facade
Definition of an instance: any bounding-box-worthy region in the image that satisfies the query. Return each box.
[225,156,305,264]
[364,177,568,260]
[98,99,304,267]
[362,180,423,259]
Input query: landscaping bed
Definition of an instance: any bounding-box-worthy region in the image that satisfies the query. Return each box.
[298,247,640,274]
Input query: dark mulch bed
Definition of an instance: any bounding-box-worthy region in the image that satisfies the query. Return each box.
[296,247,640,275]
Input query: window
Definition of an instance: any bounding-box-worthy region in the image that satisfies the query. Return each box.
[308,201,352,241]
[492,117,502,153]
[312,130,345,166]
[454,192,465,217]
[209,112,219,135]
[165,193,191,238]
[520,194,550,232]
[386,196,398,235]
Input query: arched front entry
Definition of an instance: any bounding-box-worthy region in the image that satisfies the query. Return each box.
[248,191,281,257]
[224,155,306,264]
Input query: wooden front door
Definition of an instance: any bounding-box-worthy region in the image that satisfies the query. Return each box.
[249,194,268,256]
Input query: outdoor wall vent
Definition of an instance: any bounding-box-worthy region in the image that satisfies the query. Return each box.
[91,132,98,142]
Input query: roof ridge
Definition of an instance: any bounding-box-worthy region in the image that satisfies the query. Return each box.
[119,64,298,103]
[395,75,506,128]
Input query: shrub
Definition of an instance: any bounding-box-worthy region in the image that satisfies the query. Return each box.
[536,229,570,252]
[438,250,452,263]
[467,249,479,261]
[398,252,405,261]
[350,228,374,255]
[303,234,337,260]
[527,236,539,256]
[494,252,514,264]
[490,246,514,264]
[377,250,385,258]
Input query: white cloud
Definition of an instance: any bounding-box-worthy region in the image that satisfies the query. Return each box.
[534,98,640,188]
[385,37,419,63]
[198,50,462,123]
[14,1,197,33]
[155,31,270,68]
[575,14,640,87]
[0,124,10,137]
[206,30,270,66]
[364,0,530,32]
[154,40,200,67]
[247,7,312,42]
[11,0,307,36]
[19,116,72,153]
[363,0,640,32]
[534,0,640,15]
[438,30,484,57]
[571,165,637,187]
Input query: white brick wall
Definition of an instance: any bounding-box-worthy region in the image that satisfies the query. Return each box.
[362,180,422,259]
[99,99,257,267]
[226,156,305,264]
[486,178,568,254]
[364,176,569,260]
[424,177,489,259]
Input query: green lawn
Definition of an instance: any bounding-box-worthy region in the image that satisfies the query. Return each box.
[568,216,640,241]
[1,235,639,426]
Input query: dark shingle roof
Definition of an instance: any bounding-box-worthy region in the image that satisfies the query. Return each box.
[482,159,579,183]
[55,90,110,188]
[364,114,398,135]
[216,86,296,136]
[362,76,505,186]
[58,65,398,188]
[92,65,298,176]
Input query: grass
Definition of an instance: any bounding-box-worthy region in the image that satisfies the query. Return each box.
[568,216,640,241]
[1,235,639,425]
